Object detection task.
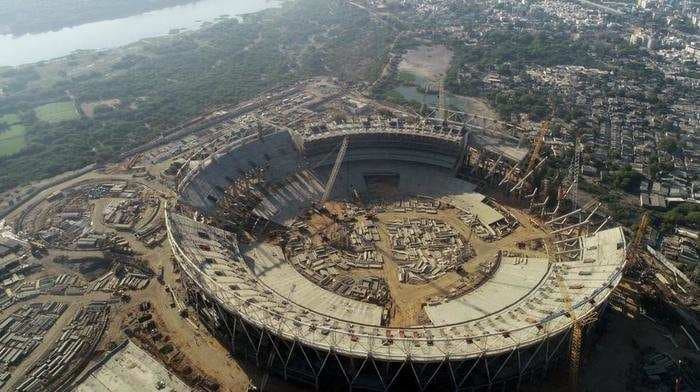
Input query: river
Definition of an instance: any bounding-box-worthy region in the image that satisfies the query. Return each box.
[0,0,279,67]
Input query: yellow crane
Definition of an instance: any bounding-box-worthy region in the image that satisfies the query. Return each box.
[543,231,588,392]
[558,211,650,390]
[554,259,596,392]
[526,121,549,174]
[501,120,550,191]
[626,211,651,269]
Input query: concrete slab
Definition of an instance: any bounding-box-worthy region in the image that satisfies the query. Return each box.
[74,340,190,392]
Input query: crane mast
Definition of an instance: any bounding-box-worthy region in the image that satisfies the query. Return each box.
[320,137,349,203]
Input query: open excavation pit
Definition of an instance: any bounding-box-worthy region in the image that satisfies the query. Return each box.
[168,120,627,391]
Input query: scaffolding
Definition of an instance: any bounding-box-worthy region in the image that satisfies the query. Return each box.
[170,124,627,392]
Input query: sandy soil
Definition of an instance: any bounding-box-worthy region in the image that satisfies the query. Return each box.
[295,199,548,328]
[371,207,546,327]
[398,45,454,82]
[93,234,262,392]
[458,95,501,119]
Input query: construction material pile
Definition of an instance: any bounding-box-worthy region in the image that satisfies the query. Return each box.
[0,302,68,388]
[387,218,474,284]
[17,302,110,391]
[285,214,389,305]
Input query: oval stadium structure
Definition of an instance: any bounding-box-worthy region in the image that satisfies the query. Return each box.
[166,120,627,391]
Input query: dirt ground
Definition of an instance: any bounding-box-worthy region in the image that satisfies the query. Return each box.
[373,206,546,327]
[94,237,265,392]
[4,137,693,392]
[398,44,454,82]
[458,95,501,120]
[0,170,265,392]
[301,200,547,328]
[4,189,546,392]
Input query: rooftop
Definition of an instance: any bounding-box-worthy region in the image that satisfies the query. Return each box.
[74,340,190,392]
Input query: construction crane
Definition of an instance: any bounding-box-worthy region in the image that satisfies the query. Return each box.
[320,137,349,203]
[557,213,649,391]
[550,137,582,216]
[630,212,651,258]
[419,81,430,115]
[526,121,550,174]
[569,138,582,211]
[518,98,556,195]
[568,302,596,391]
[551,247,597,392]
[501,122,551,192]
[624,211,651,274]
[544,222,589,392]
[510,121,549,197]
[438,80,448,124]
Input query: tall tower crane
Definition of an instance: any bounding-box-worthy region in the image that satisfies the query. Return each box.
[550,137,582,217]
[624,211,651,274]
[438,80,448,124]
[510,121,551,193]
[520,97,555,192]
[320,137,349,203]
[557,212,650,391]
[555,271,596,392]
[526,121,550,174]
[569,138,582,212]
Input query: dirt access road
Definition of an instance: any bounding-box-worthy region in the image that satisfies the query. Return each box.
[371,207,547,327]
[1,291,113,391]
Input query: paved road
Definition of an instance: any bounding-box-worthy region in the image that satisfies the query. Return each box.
[576,0,624,14]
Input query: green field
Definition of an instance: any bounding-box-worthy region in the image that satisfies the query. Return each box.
[0,113,20,124]
[0,114,27,156]
[34,101,79,123]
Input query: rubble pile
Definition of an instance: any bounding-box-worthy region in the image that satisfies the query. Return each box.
[457,210,494,241]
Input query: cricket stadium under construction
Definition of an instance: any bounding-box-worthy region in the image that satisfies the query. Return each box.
[166,117,628,391]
